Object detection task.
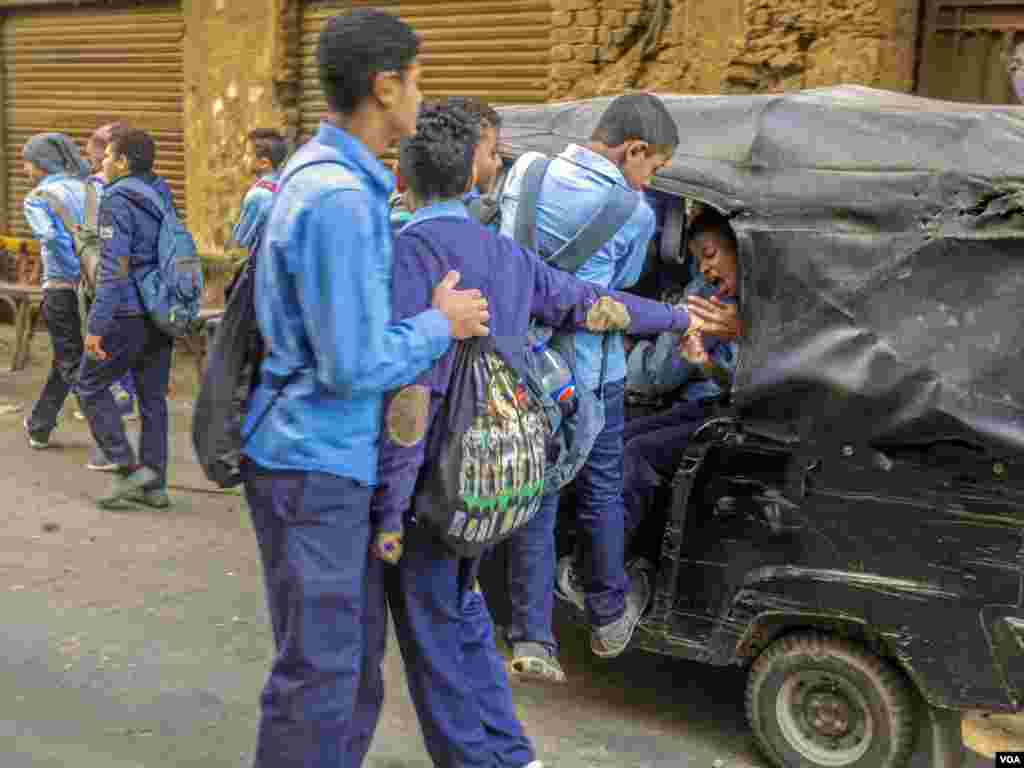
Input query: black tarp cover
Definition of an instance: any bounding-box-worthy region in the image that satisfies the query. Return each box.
[496,86,1024,456]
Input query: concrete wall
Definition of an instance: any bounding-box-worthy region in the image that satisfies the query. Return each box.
[549,0,920,100]
[182,0,299,256]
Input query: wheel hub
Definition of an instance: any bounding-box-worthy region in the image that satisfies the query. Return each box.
[776,671,874,766]
[806,691,852,738]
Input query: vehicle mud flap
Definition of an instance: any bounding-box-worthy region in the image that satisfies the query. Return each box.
[649,439,714,630]
[928,706,965,768]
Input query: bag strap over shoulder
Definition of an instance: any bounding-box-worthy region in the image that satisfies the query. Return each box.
[83,182,99,229]
[511,154,640,274]
[32,188,79,238]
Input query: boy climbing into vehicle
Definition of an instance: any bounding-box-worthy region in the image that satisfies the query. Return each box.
[374,101,700,768]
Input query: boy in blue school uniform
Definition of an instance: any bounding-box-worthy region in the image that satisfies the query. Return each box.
[496,94,679,680]
[238,11,490,768]
[78,127,177,510]
[21,133,91,450]
[374,103,696,768]
[80,122,142,471]
[231,129,286,259]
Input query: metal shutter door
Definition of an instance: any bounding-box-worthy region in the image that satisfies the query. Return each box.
[299,0,550,145]
[2,2,185,237]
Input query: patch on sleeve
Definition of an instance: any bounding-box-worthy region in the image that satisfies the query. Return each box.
[585,296,632,333]
[386,385,430,448]
[99,225,114,240]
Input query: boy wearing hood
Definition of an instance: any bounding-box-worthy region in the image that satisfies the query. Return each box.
[21,133,91,450]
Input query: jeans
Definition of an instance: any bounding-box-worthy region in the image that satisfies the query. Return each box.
[506,378,629,641]
[387,522,535,768]
[28,288,83,435]
[622,399,713,536]
[243,463,386,768]
[77,317,172,485]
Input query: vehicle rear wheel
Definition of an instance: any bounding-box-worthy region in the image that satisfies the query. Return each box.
[745,632,917,768]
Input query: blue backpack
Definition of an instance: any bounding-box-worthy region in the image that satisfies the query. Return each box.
[118,177,204,338]
[502,154,639,492]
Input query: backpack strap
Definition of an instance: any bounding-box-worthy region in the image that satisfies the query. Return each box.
[31,188,81,237]
[511,154,640,275]
[513,156,551,255]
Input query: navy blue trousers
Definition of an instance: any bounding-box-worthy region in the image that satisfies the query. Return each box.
[242,463,386,768]
[386,522,535,768]
[77,316,172,485]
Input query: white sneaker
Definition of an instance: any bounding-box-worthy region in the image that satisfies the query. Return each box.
[523,762,544,768]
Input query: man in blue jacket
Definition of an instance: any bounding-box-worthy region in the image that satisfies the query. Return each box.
[78,127,176,510]
[239,11,490,768]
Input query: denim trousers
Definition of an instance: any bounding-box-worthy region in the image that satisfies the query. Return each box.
[505,378,629,648]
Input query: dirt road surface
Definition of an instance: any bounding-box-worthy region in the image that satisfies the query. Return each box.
[0,331,1010,767]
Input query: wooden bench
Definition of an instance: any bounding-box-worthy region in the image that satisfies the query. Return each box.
[0,281,44,372]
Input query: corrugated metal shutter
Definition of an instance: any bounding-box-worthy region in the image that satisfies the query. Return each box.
[2,2,185,238]
[299,0,551,145]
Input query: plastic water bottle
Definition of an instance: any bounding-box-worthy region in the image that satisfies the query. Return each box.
[531,336,577,415]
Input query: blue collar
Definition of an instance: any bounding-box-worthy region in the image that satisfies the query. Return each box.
[38,172,75,186]
[314,120,393,196]
[560,144,631,190]
[401,199,470,233]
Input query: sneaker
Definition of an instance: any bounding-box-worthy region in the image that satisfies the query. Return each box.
[590,562,652,659]
[73,409,87,421]
[98,466,160,510]
[123,487,171,509]
[554,555,585,613]
[508,642,567,684]
[23,417,49,449]
[86,446,119,472]
[522,762,544,768]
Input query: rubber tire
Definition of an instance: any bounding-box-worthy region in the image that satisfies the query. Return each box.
[745,632,917,768]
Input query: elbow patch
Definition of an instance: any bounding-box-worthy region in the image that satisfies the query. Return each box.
[385,385,430,448]
[585,296,631,333]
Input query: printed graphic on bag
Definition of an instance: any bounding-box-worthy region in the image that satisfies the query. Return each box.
[449,351,547,544]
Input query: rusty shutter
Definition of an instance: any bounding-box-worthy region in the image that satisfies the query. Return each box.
[299,0,551,145]
[2,2,185,238]
[917,1,1024,103]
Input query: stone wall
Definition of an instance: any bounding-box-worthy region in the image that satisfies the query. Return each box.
[182,0,299,256]
[550,0,920,100]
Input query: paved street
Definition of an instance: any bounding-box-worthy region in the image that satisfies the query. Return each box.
[0,338,1004,767]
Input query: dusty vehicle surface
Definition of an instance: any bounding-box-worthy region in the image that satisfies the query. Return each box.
[488,86,1024,768]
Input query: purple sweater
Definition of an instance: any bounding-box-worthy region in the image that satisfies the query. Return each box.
[371,201,691,543]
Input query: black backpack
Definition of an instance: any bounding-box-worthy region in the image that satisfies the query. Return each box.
[411,334,550,558]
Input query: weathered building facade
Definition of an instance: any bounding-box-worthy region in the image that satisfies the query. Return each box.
[0,0,1020,255]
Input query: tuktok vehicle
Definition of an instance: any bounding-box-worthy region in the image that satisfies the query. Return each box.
[488,85,1024,768]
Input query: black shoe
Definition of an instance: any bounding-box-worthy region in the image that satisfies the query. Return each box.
[23,417,50,450]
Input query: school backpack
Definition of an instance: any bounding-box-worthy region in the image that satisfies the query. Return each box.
[192,149,352,488]
[484,153,639,491]
[116,177,204,338]
[31,181,102,299]
[412,335,550,558]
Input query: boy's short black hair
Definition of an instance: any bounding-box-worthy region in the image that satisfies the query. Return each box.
[591,93,679,155]
[689,207,737,252]
[442,96,502,131]
[111,127,155,175]
[399,104,479,204]
[247,129,288,169]
[318,8,420,115]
